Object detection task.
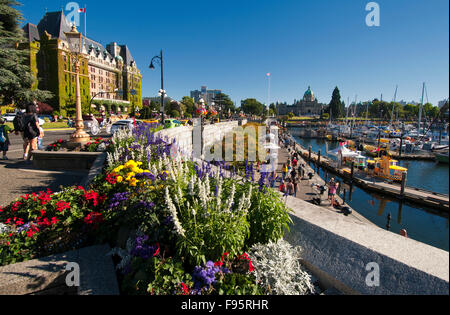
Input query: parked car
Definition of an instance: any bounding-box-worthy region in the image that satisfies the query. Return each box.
[164,119,182,129]
[110,119,143,134]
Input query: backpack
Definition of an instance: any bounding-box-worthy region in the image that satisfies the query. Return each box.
[0,126,6,143]
[24,115,38,140]
[13,112,26,132]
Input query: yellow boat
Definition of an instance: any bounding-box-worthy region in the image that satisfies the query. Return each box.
[366,156,407,182]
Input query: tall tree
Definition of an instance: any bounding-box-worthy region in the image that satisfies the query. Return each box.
[0,0,52,106]
[241,98,264,116]
[211,92,235,115]
[328,87,344,119]
[180,96,196,117]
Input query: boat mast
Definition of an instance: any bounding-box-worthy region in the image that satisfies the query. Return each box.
[418,82,425,134]
[391,85,398,127]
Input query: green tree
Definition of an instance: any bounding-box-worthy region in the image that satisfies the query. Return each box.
[212,92,235,116]
[0,0,52,106]
[287,112,295,119]
[241,98,264,116]
[269,103,277,116]
[328,87,344,119]
[180,96,196,117]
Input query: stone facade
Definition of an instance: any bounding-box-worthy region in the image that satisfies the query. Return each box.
[277,86,326,116]
[21,11,142,116]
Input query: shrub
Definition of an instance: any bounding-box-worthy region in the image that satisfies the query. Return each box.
[248,240,318,295]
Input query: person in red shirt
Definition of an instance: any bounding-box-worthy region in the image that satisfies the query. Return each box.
[292,157,298,167]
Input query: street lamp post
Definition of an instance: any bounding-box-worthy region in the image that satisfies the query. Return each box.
[64,24,90,144]
[198,98,206,157]
[150,50,165,125]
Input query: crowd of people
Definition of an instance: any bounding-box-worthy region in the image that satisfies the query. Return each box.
[277,131,341,208]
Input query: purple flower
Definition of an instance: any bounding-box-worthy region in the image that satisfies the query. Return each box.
[130,235,159,259]
[109,192,130,209]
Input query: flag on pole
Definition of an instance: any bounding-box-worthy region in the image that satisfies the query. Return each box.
[79,7,86,13]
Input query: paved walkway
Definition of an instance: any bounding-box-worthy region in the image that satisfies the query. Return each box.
[0,131,89,207]
[271,144,374,225]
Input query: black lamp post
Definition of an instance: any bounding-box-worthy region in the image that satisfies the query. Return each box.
[150,50,165,125]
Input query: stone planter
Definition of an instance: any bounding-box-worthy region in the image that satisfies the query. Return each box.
[32,151,103,171]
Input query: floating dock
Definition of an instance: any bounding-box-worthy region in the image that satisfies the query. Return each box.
[292,142,449,212]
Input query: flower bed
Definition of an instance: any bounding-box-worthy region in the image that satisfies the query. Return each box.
[45,137,110,153]
[0,123,317,295]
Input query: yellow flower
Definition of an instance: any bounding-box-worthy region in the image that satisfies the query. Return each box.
[117,176,123,183]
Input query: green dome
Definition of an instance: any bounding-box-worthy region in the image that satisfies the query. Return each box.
[303,86,315,101]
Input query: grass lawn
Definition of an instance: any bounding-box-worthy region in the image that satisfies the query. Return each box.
[4,122,71,130]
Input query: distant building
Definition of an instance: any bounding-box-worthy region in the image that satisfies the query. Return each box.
[190,86,222,105]
[143,96,174,106]
[277,86,326,116]
[438,99,449,109]
[20,11,142,115]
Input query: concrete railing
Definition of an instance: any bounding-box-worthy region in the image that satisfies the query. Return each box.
[284,196,449,295]
[156,120,248,159]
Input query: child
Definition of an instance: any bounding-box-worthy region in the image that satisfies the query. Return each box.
[37,120,45,150]
[0,118,12,160]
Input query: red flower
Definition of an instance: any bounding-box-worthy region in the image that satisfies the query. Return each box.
[106,173,118,185]
[180,283,189,295]
[37,217,50,227]
[40,209,46,216]
[51,217,59,225]
[153,243,160,257]
[84,212,103,225]
[56,201,70,212]
[0,207,3,213]
[238,253,255,273]
[38,191,52,206]
[83,191,100,206]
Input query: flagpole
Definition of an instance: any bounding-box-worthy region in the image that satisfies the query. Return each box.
[84,5,87,38]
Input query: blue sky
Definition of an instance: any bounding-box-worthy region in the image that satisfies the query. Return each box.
[18,0,449,106]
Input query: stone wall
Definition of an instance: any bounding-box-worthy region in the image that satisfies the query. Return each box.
[156,120,248,159]
[283,196,449,295]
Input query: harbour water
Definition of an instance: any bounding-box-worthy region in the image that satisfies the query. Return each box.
[292,135,449,252]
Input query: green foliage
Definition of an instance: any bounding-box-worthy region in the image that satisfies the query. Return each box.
[0,0,53,106]
[122,255,193,295]
[246,187,292,247]
[241,98,264,116]
[328,87,344,119]
[214,273,264,295]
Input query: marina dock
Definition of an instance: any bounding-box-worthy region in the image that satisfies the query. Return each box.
[291,141,449,212]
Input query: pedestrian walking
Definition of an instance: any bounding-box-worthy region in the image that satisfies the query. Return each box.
[0,118,12,160]
[286,179,294,196]
[22,103,41,162]
[279,179,285,193]
[290,168,297,181]
[282,163,288,180]
[328,178,337,207]
[37,120,45,150]
[292,178,298,197]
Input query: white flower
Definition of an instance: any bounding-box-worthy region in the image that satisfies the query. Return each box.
[165,187,185,237]
[0,223,10,234]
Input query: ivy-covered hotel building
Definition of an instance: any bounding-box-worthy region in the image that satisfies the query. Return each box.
[21,11,142,116]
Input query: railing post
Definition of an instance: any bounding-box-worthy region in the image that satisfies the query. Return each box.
[400,172,407,198]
